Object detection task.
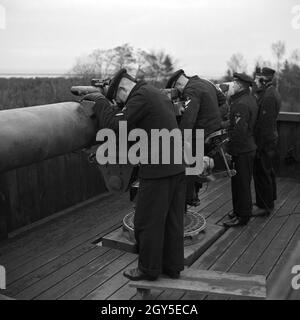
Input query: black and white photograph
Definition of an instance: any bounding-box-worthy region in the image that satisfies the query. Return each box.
[0,0,300,306]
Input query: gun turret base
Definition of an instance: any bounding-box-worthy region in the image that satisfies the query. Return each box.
[122,211,207,245]
[100,221,225,266]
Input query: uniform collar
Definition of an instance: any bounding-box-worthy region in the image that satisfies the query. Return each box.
[231,88,250,102]
[186,75,200,85]
[183,75,200,93]
[258,82,273,95]
[125,81,147,104]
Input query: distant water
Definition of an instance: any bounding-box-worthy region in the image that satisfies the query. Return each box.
[0,74,75,78]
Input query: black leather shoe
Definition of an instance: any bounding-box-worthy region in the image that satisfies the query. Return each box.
[223,217,249,228]
[228,211,236,219]
[252,205,271,217]
[186,199,201,207]
[162,268,180,279]
[123,268,157,281]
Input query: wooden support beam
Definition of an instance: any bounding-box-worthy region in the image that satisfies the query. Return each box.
[268,239,300,300]
[130,268,267,300]
[101,224,225,266]
[0,294,15,300]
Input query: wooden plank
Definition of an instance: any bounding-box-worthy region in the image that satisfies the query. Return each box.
[268,237,300,300]
[2,203,128,284]
[101,228,137,254]
[0,192,130,270]
[101,224,225,300]
[250,215,300,279]
[267,226,300,300]
[85,180,228,300]
[26,163,41,223]
[190,182,291,271]
[202,181,300,300]
[5,220,122,297]
[203,182,296,272]
[84,259,138,300]
[5,219,124,288]
[198,189,231,218]
[288,288,300,300]
[189,180,229,213]
[0,293,15,300]
[58,252,136,300]
[16,167,32,227]
[1,178,227,260]
[37,158,52,219]
[228,192,300,276]
[152,179,289,301]
[14,247,111,300]
[4,170,20,233]
[160,228,244,301]
[0,173,9,239]
[101,224,225,266]
[184,224,225,266]
[108,280,140,300]
[5,239,99,296]
[35,249,125,300]
[1,177,298,301]
[278,112,300,123]
[228,216,300,300]
[277,119,300,179]
[7,192,110,239]
[130,268,266,299]
[181,179,294,300]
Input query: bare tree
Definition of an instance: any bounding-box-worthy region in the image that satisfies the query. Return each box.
[226,53,248,77]
[254,55,272,69]
[71,57,100,79]
[271,41,286,73]
[70,44,176,82]
[140,50,176,81]
[290,49,300,65]
[111,44,136,72]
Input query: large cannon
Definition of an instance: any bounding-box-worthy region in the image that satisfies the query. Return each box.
[0,84,235,249]
[0,102,97,173]
[0,83,234,189]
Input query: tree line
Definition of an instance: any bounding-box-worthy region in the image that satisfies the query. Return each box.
[0,41,299,112]
[224,41,300,112]
[70,43,176,84]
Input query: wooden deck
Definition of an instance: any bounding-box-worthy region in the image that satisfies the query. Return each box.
[0,177,299,300]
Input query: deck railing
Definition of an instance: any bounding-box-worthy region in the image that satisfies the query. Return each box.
[277,112,300,179]
[0,152,106,239]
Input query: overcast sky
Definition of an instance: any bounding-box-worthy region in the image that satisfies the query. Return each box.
[0,0,299,78]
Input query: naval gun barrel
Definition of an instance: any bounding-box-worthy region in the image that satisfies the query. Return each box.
[0,102,97,173]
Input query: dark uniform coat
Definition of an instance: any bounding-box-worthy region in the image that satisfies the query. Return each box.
[179,76,222,205]
[94,81,185,179]
[92,81,186,277]
[228,89,258,156]
[254,84,281,149]
[253,83,281,210]
[180,76,222,138]
[228,88,258,218]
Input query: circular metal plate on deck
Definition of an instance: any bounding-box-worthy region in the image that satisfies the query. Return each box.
[123,211,206,238]
[184,211,207,237]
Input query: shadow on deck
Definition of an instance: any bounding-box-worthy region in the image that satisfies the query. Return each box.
[0,177,299,300]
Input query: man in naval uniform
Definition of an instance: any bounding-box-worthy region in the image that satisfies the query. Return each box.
[166,69,223,207]
[92,69,186,281]
[223,73,258,227]
[252,67,281,216]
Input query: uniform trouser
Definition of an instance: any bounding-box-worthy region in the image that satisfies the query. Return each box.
[134,172,186,278]
[253,146,277,210]
[186,176,202,203]
[231,151,255,219]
